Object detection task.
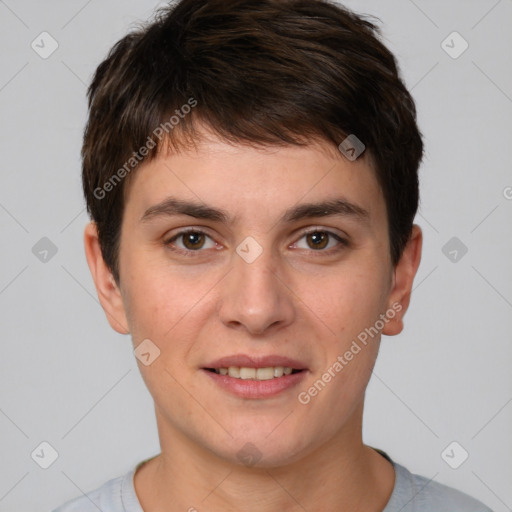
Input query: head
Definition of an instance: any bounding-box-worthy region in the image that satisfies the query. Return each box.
[83,0,423,468]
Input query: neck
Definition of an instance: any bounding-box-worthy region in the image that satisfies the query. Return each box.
[134,403,395,512]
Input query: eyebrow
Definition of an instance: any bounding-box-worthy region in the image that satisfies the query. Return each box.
[140,196,370,226]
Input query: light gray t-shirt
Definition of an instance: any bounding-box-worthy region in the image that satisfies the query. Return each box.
[52,451,493,512]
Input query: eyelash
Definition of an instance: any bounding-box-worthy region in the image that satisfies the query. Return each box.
[163,228,349,258]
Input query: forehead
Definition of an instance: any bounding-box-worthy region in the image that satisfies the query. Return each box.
[122,135,385,229]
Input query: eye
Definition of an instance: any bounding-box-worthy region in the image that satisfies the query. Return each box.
[293,229,348,253]
[164,228,348,258]
[164,229,217,256]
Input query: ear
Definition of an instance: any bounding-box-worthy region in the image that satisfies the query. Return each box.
[83,221,130,335]
[382,224,422,336]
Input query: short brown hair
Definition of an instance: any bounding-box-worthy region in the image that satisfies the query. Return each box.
[82,0,423,284]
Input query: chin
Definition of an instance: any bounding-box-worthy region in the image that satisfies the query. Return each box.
[213,426,314,469]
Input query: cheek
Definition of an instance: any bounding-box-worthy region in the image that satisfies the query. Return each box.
[316,267,389,393]
[306,266,389,341]
[122,262,220,363]
[120,271,171,348]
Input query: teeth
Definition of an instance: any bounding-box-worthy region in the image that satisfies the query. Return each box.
[240,367,256,380]
[228,367,240,378]
[215,366,297,380]
[256,367,275,380]
[274,367,284,377]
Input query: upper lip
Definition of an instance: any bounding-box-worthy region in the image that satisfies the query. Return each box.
[204,354,308,370]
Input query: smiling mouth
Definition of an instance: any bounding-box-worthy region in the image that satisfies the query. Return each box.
[204,367,303,380]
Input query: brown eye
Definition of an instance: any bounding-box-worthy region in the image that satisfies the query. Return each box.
[182,231,206,250]
[164,229,217,256]
[294,229,348,254]
[306,231,329,250]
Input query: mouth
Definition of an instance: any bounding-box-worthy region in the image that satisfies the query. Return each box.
[201,355,308,399]
[204,366,304,380]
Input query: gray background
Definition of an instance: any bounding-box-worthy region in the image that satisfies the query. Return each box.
[0,0,511,511]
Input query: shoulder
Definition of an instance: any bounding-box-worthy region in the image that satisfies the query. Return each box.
[385,461,494,512]
[51,469,137,512]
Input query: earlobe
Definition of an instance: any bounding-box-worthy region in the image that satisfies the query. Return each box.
[382,224,423,336]
[83,222,130,335]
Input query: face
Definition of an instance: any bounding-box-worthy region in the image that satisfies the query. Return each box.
[86,132,421,468]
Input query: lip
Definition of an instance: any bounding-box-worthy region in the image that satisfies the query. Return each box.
[201,354,309,400]
[203,354,308,371]
[202,368,308,399]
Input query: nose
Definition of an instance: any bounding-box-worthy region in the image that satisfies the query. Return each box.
[218,241,295,336]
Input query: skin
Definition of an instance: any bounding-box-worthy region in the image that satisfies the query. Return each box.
[84,129,422,512]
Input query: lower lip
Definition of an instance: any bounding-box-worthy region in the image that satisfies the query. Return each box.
[201,369,308,399]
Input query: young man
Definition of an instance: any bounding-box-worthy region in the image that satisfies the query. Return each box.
[54,0,493,510]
